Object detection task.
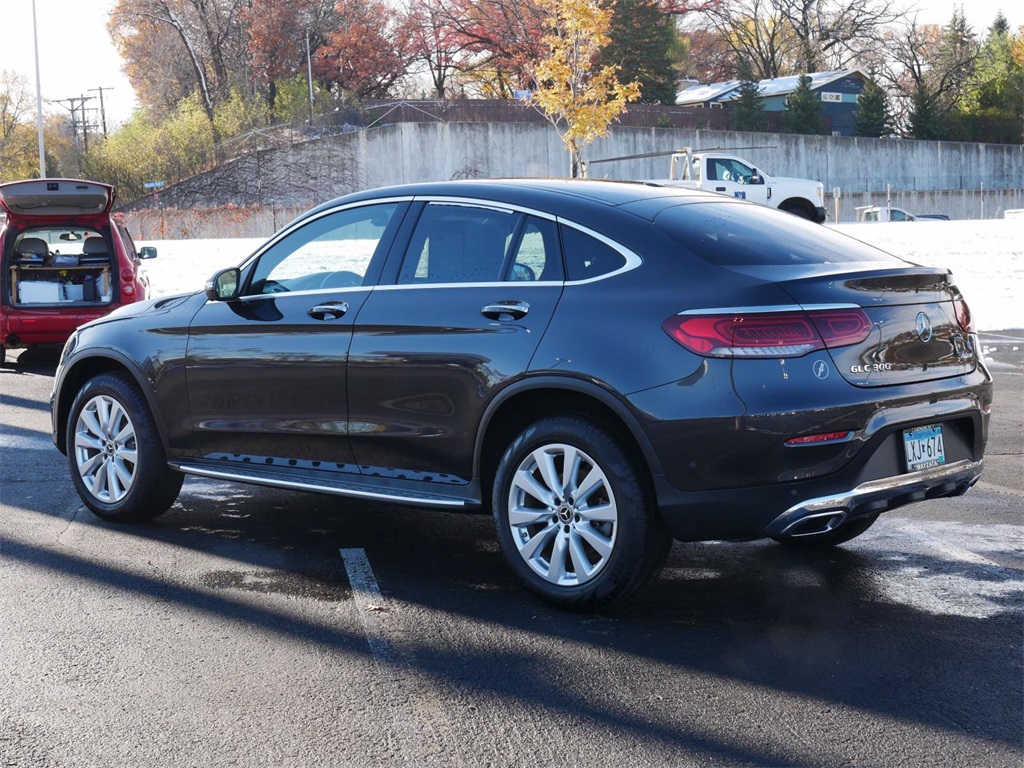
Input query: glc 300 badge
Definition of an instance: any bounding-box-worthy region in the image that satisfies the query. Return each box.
[851,363,894,373]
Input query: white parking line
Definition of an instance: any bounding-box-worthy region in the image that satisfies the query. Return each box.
[339,547,396,665]
[339,548,467,764]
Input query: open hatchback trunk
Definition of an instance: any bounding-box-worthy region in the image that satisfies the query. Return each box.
[1,180,117,312]
[0,179,113,220]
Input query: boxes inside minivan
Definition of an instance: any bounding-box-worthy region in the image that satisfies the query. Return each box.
[9,229,112,306]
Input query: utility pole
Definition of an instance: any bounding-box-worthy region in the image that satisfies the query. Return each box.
[89,86,113,136]
[32,0,45,178]
[306,29,315,125]
[51,95,95,168]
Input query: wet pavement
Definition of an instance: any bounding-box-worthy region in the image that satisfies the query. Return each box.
[1,332,1021,767]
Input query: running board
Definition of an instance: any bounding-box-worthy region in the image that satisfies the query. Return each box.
[169,461,479,509]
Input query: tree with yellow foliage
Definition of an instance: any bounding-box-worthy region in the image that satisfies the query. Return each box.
[0,70,40,181]
[530,0,640,177]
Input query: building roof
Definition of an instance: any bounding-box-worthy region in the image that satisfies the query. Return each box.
[675,80,742,105]
[676,69,866,106]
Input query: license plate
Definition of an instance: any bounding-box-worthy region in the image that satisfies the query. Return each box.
[903,424,946,471]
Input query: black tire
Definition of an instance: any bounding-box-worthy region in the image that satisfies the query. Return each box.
[783,205,814,220]
[773,513,879,550]
[66,372,183,522]
[492,416,671,610]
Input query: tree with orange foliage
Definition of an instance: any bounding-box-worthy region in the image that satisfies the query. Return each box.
[426,0,548,97]
[241,0,333,112]
[316,0,415,100]
[406,0,476,98]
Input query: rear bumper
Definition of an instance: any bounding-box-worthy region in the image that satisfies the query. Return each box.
[654,457,983,542]
[764,458,982,538]
[1,307,113,347]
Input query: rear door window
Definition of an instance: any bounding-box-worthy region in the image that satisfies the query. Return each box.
[506,216,563,282]
[397,203,519,284]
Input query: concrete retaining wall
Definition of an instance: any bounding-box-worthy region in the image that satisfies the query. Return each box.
[128,122,1024,218]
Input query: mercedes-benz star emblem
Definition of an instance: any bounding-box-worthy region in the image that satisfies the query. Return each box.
[915,311,933,343]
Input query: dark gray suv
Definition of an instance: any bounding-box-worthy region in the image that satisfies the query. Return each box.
[50,180,991,609]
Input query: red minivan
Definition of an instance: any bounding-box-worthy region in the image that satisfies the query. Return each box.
[0,178,156,365]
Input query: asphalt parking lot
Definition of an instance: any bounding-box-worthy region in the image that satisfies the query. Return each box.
[1,332,1021,767]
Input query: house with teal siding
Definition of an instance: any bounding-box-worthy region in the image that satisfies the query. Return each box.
[676,70,869,136]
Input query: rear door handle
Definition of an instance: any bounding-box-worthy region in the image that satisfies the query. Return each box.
[481,301,529,321]
[308,301,349,320]
[715,186,727,192]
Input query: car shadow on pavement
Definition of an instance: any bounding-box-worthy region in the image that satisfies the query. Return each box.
[6,477,1020,761]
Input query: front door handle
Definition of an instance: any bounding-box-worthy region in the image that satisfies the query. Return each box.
[308,301,349,320]
[481,301,529,321]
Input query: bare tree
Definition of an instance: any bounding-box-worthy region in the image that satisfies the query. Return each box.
[776,0,902,72]
[866,11,981,134]
[697,0,802,79]
[692,0,901,79]
[110,0,248,132]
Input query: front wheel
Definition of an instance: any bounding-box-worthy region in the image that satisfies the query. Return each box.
[67,372,183,522]
[492,417,671,610]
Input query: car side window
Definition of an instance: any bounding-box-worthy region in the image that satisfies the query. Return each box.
[398,203,518,285]
[116,223,140,264]
[726,159,755,183]
[506,216,563,282]
[560,225,626,282]
[248,203,399,295]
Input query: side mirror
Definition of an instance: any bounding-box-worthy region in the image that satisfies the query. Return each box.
[139,246,158,259]
[205,267,240,301]
[750,172,763,185]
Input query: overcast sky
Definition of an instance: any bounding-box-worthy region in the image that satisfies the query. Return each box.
[0,0,1020,130]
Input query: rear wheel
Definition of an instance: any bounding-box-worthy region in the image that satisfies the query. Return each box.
[773,513,879,550]
[67,372,183,522]
[492,417,671,610]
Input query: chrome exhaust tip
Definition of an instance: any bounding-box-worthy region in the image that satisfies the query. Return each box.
[781,510,847,538]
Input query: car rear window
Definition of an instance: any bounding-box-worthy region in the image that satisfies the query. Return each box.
[655,203,905,267]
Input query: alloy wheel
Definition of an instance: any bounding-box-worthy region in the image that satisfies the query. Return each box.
[506,442,619,586]
[73,394,139,504]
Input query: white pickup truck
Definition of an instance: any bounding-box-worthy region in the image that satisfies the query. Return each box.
[855,206,949,222]
[653,149,827,223]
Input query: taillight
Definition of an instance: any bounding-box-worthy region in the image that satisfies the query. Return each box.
[121,268,135,296]
[808,309,872,347]
[953,296,974,333]
[663,308,870,358]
